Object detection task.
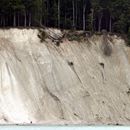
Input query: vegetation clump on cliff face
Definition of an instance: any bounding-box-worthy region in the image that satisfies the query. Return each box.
[101,31,113,56]
[65,31,89,42]
[102,41,112,56]
[38,29,47,42]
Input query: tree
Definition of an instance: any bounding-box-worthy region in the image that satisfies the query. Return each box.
[32,0,43,26]
[91,0,102,32]
[111,0,129,33]
[0,0,10,26]
[83,0,87,30]
[72,0,75,29]
[8,0,24,27]
[0,0,129,36]
[58,0,60,28]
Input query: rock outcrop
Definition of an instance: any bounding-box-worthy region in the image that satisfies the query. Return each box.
[0,29,130,125]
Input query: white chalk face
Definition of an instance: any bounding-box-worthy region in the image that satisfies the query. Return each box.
[0,29,129,125]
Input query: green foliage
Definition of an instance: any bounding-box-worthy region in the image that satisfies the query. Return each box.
[32,0,43,24]
[66,31,88,42]
[0,0,129,37]
[102,36,112,56]
[9,0,24,11]
[51,0,58,26]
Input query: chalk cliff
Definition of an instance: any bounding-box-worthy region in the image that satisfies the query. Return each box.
[0,29,130,125]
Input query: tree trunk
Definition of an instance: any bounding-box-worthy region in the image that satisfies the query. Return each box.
[58,0,60,28]
[72,0,75,29]
[13,12,16,27]
[91,9,94,32]
[109,15,112,32]
[24,12,27,27]
[46,0,49,26]
[9,14,11,26]
[6,15,8,26]
[75,0,78,29]
[18,13,19,26]
[64,12,67,28]
[3,18,5,27]
[1,16,3,26]
[98,13,103,32]
[29,13,31,27]
[40,0,43,26]
[0,16,1,26]
[40,17,42,26]
[83,4,86,31]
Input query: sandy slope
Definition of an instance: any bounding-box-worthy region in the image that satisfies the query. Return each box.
[0,29,130,125]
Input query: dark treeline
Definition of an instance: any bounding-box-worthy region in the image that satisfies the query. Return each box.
[0,0,130,34]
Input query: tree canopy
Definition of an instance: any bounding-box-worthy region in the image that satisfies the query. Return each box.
[0,0,129,34]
